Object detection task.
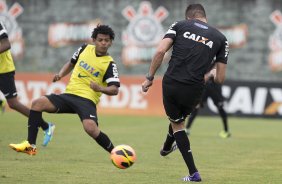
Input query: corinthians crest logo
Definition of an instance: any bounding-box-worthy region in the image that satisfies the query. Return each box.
[0,0,24,59]
[121,1,168,66]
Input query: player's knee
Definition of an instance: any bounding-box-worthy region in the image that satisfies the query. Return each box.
[31,97,47,111]
[83,120,99,138]
[170,119,185,132]
[7,100,18,110]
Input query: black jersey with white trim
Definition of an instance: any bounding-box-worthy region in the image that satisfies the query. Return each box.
[164,19,229,85]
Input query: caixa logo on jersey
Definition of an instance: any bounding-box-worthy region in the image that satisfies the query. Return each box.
[0,1,24,59]
[121,1,168,66]
[268,10,282,72]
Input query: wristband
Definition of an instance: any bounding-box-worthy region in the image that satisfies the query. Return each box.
[146,73,154,81]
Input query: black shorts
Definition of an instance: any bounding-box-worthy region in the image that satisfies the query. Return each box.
[201,79,224,107]
[162,76,204,123]
[0,71,17,99]
[46,93,98,123]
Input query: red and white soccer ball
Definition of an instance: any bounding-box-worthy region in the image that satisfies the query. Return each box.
[110,144,136,169]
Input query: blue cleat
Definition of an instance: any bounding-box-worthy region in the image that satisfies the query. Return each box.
[182,172,202,182]
[42,123,55,146]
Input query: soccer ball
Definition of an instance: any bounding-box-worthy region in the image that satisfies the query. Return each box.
[110,144,136,169]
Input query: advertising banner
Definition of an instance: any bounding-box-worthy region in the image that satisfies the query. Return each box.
[3,73,281,118]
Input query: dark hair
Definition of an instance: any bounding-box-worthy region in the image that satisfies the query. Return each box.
[185,4,206,19]
[91,24,115,40]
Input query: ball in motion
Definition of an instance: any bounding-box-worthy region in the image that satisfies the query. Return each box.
[110,144,136,169]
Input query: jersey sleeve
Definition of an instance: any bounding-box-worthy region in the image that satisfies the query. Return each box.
[103,61,120,87]
[163,21,178,40]
[70,44,87,65]
[0,22,8,40]
[215,36,229,64]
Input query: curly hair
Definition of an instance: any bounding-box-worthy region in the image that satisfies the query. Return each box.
[91,24,115,40]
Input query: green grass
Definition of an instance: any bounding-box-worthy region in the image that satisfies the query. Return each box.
[0,112,282,184]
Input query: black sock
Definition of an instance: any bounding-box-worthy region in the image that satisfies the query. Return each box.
[40,121,49,130]
[163,124,175,151]
[95,131,114,153]
[28,110,44,145]
[174,130,198,175]
[186,108,198,129]
[218,107,228,132]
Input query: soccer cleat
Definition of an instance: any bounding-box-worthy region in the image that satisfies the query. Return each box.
[42,123,55,146]
[182,172,202,182]
[0,99,6,114]
[219,130,231,139]
[9,140,37,155]
[160,142,178,156]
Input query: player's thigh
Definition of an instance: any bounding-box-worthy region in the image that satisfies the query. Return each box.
[45,94,76,113]
[162,77,203,123]
[60,94,98,124]
[0,71,17,99]
[31,96,58,112]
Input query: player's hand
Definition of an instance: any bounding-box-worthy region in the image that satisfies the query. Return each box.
[90,81,101,92]
[142,80,153,92]
[204,69,216,83]
[53,74,61,82]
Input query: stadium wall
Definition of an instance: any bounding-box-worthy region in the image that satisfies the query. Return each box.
[1,0,282,82]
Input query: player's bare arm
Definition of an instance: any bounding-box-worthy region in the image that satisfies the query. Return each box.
[90,81,119,96]
[214,62,226,84]
[0,37,11,53]
[142,38,173,92]
[53,61,74,82]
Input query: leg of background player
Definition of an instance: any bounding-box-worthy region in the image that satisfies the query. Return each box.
[186,108,199,135]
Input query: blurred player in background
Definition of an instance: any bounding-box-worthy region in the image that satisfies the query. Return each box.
[0,22,54,146]
[142,4,229,182]
[10,25,120,156]
[186,64,231,138]
[0,98,6,113]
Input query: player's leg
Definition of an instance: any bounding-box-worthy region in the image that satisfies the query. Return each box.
[28,96,58,145]
[160,123,178,156]
[161,77,202,181]
[9,95,57,155]
[217,103,228,131]
[82,119,114,153]
[186,88,207,135]
[0,71,29,117]
[209,82,231,138]
[186,107,199,135]
[0,71,49,130]
[72,95,114,153]
[6,97,30,117]
[217,103,231,138]
[186,108,198,129]
[171,121,201,182]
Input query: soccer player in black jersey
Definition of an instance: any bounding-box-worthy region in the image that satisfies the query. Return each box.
[0,22,53,145]
[186,65,231,139]
[10,25,120,156]
[142,4,229,182]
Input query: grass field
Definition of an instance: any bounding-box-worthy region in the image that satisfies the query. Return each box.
[0,112,282,184]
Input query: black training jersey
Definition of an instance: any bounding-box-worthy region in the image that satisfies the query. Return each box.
[164,19,229,84]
